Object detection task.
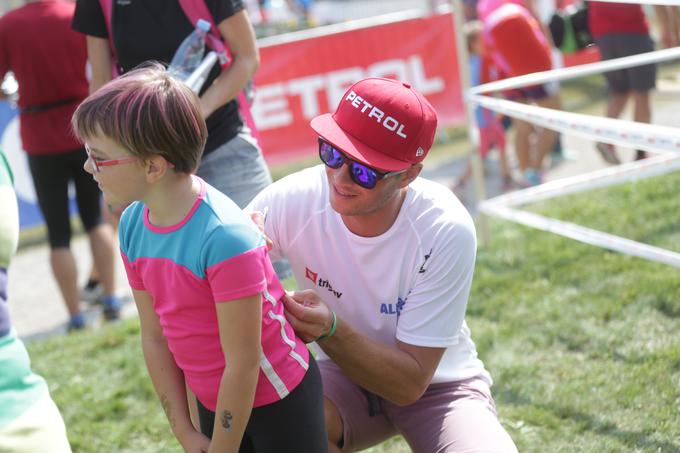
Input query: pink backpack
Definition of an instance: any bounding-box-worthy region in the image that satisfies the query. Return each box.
[98,0,259,139]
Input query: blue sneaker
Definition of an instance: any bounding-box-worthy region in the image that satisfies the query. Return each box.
[100,295,121,321]
[67,313,86,332]
[520,168,543,187]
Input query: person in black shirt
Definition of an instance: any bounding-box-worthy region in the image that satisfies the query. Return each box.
[72,0,272,209]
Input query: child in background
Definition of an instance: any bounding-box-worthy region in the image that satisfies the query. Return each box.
[72,65,327,453]
[455,21,512,192]
[480,1,559,186]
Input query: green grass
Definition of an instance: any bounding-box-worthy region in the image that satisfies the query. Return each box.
[27,169,680,452]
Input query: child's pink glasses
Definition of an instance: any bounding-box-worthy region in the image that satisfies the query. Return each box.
[85,144,138,173]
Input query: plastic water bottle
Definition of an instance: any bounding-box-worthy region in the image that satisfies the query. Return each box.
[167,19,211,83]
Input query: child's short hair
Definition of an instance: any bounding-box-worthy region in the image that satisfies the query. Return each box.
[72,63,207,174]
[463,20,484,53]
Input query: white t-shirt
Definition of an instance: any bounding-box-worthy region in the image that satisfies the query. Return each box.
[248,166,491,385]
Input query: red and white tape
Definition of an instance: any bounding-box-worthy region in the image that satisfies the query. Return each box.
[470,47,680,95]
[480,203,680,268]
[479,149,680,267]
[584,0,680,5]
[482,153,680,208]
[470,94,680,154]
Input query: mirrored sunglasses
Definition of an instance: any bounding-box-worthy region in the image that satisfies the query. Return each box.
[318,138,406,189]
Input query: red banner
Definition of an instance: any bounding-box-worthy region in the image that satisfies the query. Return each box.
[252,12,463,164]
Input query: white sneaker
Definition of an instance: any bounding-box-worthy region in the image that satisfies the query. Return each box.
[80,281,103,304]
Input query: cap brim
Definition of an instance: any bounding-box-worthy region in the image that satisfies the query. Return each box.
[310,114,410,172]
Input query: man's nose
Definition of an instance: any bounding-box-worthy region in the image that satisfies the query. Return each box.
[335,161,355,185]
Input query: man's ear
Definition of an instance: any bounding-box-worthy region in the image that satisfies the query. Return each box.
[145,155,170,183]
[397,163,423,188]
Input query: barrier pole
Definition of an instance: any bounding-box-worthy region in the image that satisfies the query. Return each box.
[450,0,489,245]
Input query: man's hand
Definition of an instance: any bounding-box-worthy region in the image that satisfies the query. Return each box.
[178,427,211,453]
[282,290,335,343]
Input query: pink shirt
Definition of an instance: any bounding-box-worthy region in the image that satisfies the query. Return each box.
[119,178,309,410]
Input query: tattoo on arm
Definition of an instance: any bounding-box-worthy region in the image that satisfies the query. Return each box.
[220,410,233,431]
[160,394,176,428]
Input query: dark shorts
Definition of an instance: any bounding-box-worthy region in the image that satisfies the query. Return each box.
[596,33,656,93]
[319,360,517,453]
[27,149,103,248]
[197,356,328,453]
[506,84,551,101]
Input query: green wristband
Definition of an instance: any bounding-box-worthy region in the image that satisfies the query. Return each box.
[317,311,337,342]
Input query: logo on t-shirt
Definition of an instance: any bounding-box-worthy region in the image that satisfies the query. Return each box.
[380,297,406,316]
[305,266,342,298]
[305,267,318,285]
[418,248,433,274]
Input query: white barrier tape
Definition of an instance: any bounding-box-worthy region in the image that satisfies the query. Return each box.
[480,203,680,268]
[482,153,680,207]
[470,47,680,95]
[586,0,680,5]
[469,94,680,154]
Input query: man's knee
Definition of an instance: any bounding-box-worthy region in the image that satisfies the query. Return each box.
[324,397,343,447]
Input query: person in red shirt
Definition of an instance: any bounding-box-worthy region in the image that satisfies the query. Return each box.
[480,0,560,186]
[589,3,676,163]
[0,0,120,330]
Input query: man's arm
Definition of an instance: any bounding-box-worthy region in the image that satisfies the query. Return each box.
[208,294,262,453]
[133,289,210,453]
[284,217,476,406]
[283,291,445,406]
[199,9,259,119]
[85,36,112,93]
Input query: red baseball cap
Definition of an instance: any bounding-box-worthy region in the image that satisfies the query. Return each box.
[310,77,438,172]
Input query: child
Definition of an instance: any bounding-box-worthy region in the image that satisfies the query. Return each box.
[456,21,512,192]
[72,65,327,453]
[480,2,559,186]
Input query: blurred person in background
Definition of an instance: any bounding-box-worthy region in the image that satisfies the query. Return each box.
[0,0,120,330]
[0,148,72,452]
[455,20,512,193]
[73,0,292,283]
[478,0,560,186]
[73,0,272,209]
[589,2,677,163]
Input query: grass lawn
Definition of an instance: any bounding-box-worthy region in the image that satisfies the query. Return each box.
[26,166,680,452]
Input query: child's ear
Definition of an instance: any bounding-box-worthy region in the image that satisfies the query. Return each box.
[145,155,169,183]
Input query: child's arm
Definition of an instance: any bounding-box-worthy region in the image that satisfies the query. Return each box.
[132,289,210,453]
[208,294,262,453]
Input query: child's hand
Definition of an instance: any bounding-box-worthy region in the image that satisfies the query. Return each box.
[178,428,210,453]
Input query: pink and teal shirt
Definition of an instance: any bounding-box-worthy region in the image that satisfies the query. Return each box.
[119,177,309,411]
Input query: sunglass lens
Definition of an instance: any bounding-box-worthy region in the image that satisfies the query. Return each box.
[350,163,378,189]
[320,141,344,169]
